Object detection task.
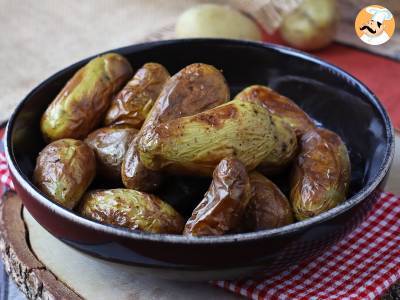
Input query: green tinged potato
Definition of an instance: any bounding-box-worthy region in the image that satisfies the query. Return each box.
[235,85,315,137]
[290,128,351,220]
[85,126,138,182]
[244,172,293,230]
[33,139,96,209]
[41,53,133,142]
[184,158,251,236]
[79,189,184,234]
[122,63,230,191]
[104,63,170,128]
[138,99,276,176]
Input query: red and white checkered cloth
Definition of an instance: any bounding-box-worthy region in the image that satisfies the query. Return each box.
[0,149,399,299]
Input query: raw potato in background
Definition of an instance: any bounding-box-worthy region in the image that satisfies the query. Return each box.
[33,139,96,209]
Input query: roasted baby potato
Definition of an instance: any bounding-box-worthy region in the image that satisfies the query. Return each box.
[258,116,298,175]
[41,53,133,142]
[84,126,138,181]
[290,128,351,220]
[122,63,230,191]
[183,158,251,236]
[244,172,294,230]
[79,189,184,234]
[138,98,276,176]
[235,85,315,137]
[33,139,96,209]
[104,63,170,128]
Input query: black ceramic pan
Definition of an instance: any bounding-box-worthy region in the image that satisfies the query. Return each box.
[5,39,394,280]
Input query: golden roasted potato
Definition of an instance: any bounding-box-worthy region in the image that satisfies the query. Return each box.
[235,85,315,137]
[33,139,96,209]
[244,172,294,230]
[79,189,184,234]
[290,128,351,220]
[138,99,275,176]
[104,63,170,128]
[84,126,138,181]
[122,63,230,191]
[183,158,251,236]
[41,53,133,142]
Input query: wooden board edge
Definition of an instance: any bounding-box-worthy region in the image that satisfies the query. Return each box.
[0,191,82,299]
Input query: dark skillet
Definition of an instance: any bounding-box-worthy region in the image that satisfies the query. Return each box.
[5,39,394,280]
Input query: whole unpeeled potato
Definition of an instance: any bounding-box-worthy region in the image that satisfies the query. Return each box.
[176,4,262,41]
[279,0,338,51]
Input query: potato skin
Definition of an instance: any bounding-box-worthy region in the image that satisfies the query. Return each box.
[138,99,275,176]
[122,63,230,191]
[33,139,96,209]
[183,158,251,236]
[290,128,351,220]
[104,63,170,128]
[84,126,138,181]
[235,85,315,137]
[244,172,293,230]
[41,53,133,142]
[79,189,184,234]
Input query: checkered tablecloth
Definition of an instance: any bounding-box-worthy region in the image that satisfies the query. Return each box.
[0,127,399,299]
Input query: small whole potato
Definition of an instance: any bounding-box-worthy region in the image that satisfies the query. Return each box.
[290,128,351,220]
[279,0,338,51]
[79,189,185,234]
[85,126,138,182]
[244,172,294,230]
[138,99,276,176]
[176,4,262,41]
[104,63,170,128]
[33,139,96,209]
[122,63,230,191]
[41,53,133,142]
[184,158,251,236]
[235,85,315,137]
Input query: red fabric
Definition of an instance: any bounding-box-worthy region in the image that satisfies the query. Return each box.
[262,33,400,131]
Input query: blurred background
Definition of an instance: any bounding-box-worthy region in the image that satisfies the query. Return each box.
[0,0,399,123]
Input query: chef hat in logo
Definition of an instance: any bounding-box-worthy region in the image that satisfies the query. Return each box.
[365,6,393,24]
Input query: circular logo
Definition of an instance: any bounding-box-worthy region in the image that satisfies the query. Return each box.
[354,5,395,46]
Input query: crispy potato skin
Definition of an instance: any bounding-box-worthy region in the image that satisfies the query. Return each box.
[244,172,293,230]
[41,53,133,142]
[79,189,184,234]
[33,139,96,209]
[122,63,230,191]
[183,158,251,236]
[235,85,315,137]
[290,128,351,220]
[138,99,275,176]
[104,63,170,128]
[84,126,138,181]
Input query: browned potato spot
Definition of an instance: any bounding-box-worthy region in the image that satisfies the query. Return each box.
[290,128,351,220]
[244,172,294,230]
[79,189,184,234]
[33,139,96,209]
[41,53,133,142]
[183,158,251,236]
[85,126,138,181]
[235,85,315,137]
[104,63,170,128]
[122,63,230,191]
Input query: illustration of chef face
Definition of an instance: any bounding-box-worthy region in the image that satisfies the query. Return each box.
[360,19,385,37]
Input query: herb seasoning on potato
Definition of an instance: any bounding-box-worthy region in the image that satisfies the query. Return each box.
[290,128,351,220]
[33,139,96,209]
[80,189,184,234]
[184,158,251,236]
[104,63,170,128]
[122,63,230,191]
[41,53,133,142]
